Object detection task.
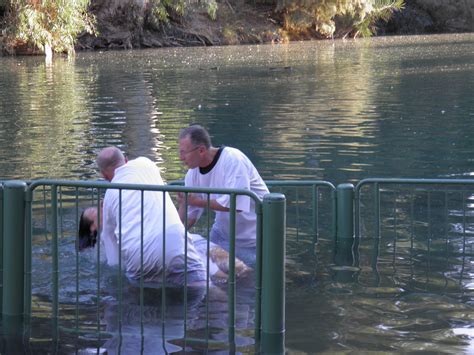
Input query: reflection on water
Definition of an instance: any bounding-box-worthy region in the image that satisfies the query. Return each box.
[27,235,257,353]
[1,33,473,183]
[1,33,474,353]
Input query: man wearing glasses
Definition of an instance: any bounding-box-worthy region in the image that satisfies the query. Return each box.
[178,125,269,266]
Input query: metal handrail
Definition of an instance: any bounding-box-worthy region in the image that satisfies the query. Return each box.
[22,179,275,352]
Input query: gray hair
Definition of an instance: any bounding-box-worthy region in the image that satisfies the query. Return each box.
[179,124,212,149]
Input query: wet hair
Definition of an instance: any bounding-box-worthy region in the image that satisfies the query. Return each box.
[179,124,212,149]
[78,211,97,251]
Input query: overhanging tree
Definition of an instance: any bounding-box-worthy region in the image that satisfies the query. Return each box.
[2,0,95,56]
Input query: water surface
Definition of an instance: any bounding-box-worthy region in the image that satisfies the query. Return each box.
[1,33,473,353]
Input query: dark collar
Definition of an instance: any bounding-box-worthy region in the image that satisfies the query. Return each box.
[199,146,225,174]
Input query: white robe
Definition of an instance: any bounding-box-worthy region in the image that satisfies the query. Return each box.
[101,157,205,283]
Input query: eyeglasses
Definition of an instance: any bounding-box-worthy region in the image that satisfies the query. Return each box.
[179,146,201,156]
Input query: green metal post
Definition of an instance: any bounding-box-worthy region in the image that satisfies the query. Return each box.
[331,189,337,240]
[2,181,27,317]
[0,185,3,314]
[337,184,354,241]
[24,188,32,318]
[261,193,286,354]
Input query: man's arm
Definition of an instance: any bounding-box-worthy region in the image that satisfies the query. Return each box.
[178,192,199,228]
[186,193,231,211]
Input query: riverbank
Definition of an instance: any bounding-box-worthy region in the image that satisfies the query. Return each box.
[75,0,473,51]
[76,2,282,51]
[1,0,472,55]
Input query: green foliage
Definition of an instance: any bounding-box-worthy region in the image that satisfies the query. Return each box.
[4,0,95,55]
[353,0,405,37]
[148,0,218,27]
[155,0,185,22]
[207,0,217,20]
[276,0,404,38]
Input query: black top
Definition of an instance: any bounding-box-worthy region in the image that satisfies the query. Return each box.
[199,146,225,174]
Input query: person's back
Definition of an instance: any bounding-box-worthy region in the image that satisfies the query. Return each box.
[101,156,205,284]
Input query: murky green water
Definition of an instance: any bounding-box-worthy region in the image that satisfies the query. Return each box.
[1,33,474,353]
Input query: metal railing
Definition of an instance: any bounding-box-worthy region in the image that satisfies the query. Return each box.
[266,180,337,243]
[355,178,474,242]
[0,179,286,354]
[3,177,474,352]
[172,179,338,244]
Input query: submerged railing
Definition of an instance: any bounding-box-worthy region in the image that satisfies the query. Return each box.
[0,179,286,353]
[2,177,474,352]
[355,178,474,241]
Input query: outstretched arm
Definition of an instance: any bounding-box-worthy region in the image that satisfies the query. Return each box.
[185,193,232,212]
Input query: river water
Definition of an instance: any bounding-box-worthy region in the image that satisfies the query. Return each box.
[1,33,474,353]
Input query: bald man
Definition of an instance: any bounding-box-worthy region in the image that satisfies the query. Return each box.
[92,146,206,286]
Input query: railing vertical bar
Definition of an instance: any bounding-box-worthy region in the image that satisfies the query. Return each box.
[443,191,450,290]
[462,191,467,255]
[254,200,263,351]
[43,185,49,241]
[371,183,381,286]
[51,185,59,340]
[459,190,467,286]
[205,193,211,345]
[140,190,145,336]
[426,190,432,282]
[355,185,360,238]
[96,189,102,339]
[312,185,318,244]
[0,185,3,314]
[228,193,237,350]
[162,191,167,353]
[295,188,300,241]
[183,192,189,347]
[410,192,415,251]
[75,187,80,333]
[59,186,63,240]
[428,191,432,243]
[182,192,189,346]
[410,191,415,279]
[393,191,397,264]
[331,188,337,240]
[375,183,380,239]
[444,192,449,255]
[118,189,123,339]
[427,191,432,280]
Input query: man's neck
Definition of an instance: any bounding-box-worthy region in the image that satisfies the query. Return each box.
[200,147,218,168]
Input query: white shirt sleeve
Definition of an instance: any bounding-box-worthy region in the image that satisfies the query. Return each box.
[101,190,119,265]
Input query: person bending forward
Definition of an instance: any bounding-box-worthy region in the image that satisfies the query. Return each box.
[93,146,206,286]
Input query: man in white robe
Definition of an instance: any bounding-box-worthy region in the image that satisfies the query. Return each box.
[92,146,206,286]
